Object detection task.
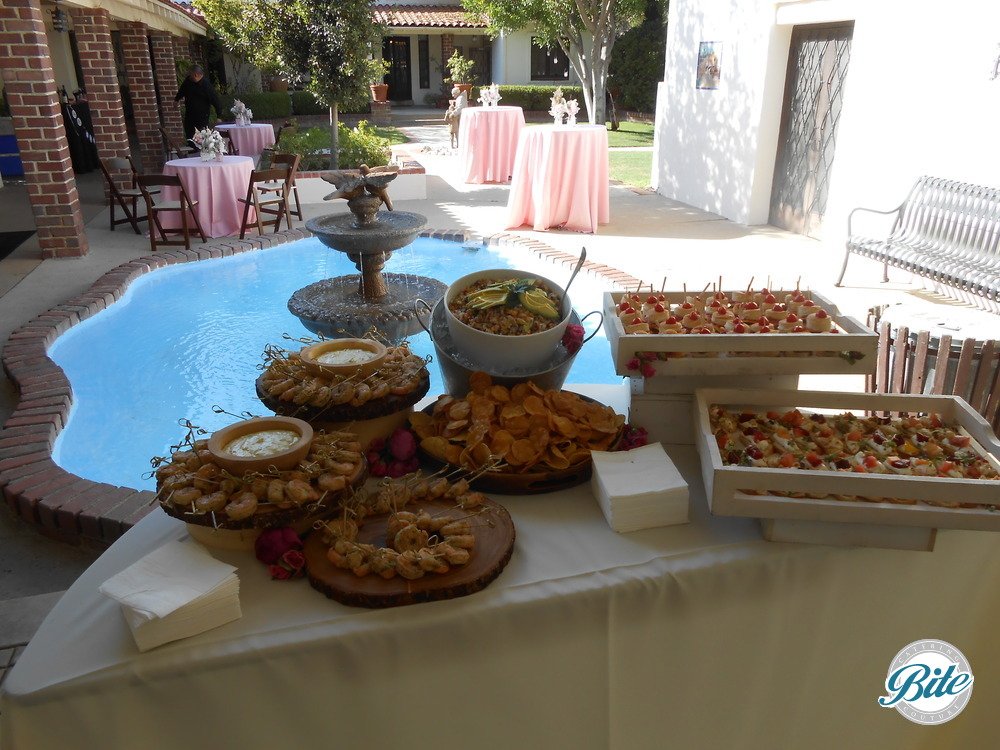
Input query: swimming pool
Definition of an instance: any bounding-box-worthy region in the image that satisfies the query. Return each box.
[49,237,620,490]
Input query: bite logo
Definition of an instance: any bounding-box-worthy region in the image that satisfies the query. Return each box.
[878,639,973,725]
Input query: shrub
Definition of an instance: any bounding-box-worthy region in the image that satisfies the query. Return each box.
[275,121,391,170]
[290,91,328,116]
[608,0,666,113]
[219,91,291,120]
[471,85,589,116]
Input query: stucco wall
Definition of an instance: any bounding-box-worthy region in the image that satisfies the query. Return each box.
[653,0,1000,241]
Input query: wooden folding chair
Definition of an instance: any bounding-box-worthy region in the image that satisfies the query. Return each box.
[267,153,302,225]
[275,120,297,144]
[99,157,147,234]
[868,314,1000,434]
[160,126,196,160]
[220,130,239,156]
[237,168,291,238]
[136,174,207,251]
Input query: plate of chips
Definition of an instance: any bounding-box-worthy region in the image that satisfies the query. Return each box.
[410,374,626,494]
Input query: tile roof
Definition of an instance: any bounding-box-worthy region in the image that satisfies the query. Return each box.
[373,5,487,29]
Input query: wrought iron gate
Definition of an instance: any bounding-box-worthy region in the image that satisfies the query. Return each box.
[769,22,854,237]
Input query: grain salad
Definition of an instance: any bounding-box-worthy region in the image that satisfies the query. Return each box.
[450,278,563,336]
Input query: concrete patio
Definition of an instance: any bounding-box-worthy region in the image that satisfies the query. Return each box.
[0,117,986,657]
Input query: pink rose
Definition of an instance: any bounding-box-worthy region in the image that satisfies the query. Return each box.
[387,427,417,461]
[561,324,585,355]
[627,357,641,371]
[370,459,388,477]
[641,363,656,378]
[368,438,386,452]
[366,450,381,465]
[269,564,292,580]
[254,527,302,565]
[387,460,409,478]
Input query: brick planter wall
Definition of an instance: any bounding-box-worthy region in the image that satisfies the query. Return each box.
[150,31,184,146]
[441,33,454,64]
[0,228,641,547]
[120,21,163,173]
[70,7,131,193]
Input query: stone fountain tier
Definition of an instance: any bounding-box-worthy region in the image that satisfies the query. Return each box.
[305,210,426,256]
[289,273,447,343]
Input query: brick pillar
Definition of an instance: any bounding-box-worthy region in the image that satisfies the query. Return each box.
[119,22,162,172]
[0,0,88,258]
[188,38,206,68]
[71,7,130,193]
[441,34,455,62]
[172,35,190,67]
[150,31,184,145]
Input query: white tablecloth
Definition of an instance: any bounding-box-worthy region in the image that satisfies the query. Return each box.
[3,385,999,749]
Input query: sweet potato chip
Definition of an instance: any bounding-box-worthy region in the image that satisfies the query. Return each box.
[469,371,493,395]
[523,395,546,416]
[444,444,463,465]
[551,415,579,439]
[510,383,531,403]
[489,385,511,403]
[421,436,450,460]
[500,403,526,421]
[509,439,536,466]
[432,395,455,416]
[448,400,471,421]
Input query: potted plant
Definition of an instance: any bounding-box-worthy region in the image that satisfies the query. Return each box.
[445,50,475,95]
[370,59,392,102]
[268,75,289,93]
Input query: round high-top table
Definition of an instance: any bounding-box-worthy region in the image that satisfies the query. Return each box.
[458,105,525,184]
[162,155,254,238]
[214,123,276,159]
[506,124,610,233]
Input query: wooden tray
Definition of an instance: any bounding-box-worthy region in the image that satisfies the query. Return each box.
[605,290,877,376]
[694,388,1000,532]
[303,497,515,608]
[256,371,430,423]
[414,395,624,495]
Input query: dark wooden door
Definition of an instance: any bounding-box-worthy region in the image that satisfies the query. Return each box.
[382,37,412,102]
[770,22,853,237]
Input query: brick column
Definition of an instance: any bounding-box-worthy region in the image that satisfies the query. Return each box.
[70,7,130,193]
[119,22,162,172]
[150,31,184,145]
[441,34,455,62]
[172,35,190,67]
[0,0,88,258]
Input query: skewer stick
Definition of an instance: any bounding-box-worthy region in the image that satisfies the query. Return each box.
[746,277,754,293]
[683,283,687,294]
[796,276,801,292]
[701,282,711,295]
[718,275,722,293]
[660,276,667,293]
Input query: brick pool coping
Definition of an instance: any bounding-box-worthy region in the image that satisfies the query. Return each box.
[0,228,646,548]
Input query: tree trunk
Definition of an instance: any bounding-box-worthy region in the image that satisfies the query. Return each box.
[329,102,339,170]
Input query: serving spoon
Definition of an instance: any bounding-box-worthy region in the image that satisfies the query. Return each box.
[564,246,587,302]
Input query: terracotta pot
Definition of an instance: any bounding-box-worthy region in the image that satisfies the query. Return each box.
[268,78,288,93]
[370,83,389,102]
[455,83,473,95]
[207,416,313,475]
[298,338,387,379]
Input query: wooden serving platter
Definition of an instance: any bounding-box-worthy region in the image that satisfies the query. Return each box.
[256,371,430,423]
[304,497,515,608]
[605,290,877,377]
[694,388,1000,534]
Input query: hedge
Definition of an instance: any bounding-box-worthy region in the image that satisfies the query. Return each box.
[218,91,291,120]
[290,91,327,116]
[468,85,589,115]
[274,121,391,170]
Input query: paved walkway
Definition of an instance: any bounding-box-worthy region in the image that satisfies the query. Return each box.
[0,116,985,649]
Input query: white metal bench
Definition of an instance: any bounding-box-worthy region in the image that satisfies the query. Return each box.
[836,176,1000,306]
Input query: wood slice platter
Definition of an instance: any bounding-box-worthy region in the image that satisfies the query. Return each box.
[304,497,515,608]
[256,371,430,424]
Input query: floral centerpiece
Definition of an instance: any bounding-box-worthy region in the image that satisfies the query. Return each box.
[565,99,580,126]
[231,99,253,126]
[477,83,502,107]
[190,127,226,162]
[549,87,567,125]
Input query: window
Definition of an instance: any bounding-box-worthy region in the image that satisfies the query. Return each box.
[418,36,430,89]
[531,38,569,81]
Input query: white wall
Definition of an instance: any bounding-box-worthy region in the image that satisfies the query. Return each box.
[492,31,579,86]
[654,0,1000,239]
[45,15,79,94]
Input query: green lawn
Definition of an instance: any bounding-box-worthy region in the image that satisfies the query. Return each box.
[526,120,654,148]
[609,151,653,188]
[372,126,408,145]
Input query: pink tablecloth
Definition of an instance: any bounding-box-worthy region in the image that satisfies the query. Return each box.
[215,123,276,159]
[162,156,255,237]
[506,124,610,233]
[458,106,525,184]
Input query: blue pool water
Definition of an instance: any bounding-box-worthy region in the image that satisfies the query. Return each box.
[49,237,619,490]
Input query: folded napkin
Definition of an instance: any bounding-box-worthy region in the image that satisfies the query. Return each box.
[591,443,689,532]
[100,538,241,651]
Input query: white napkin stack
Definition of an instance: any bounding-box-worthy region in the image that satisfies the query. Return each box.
[591,443,689,532]
[99,538,241,652]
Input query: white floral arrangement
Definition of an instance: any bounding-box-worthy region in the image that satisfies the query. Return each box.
[549,87,567,124]
[190,127,226,161]
[477,83,502,107]
[565,99,580,125]
[231,99,253,125]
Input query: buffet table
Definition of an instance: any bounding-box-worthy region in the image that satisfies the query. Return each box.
[458,106,525,184]
[3,383,999,749]
[506,124,610,233]
[214,123,276,160]
[162,156,255,237]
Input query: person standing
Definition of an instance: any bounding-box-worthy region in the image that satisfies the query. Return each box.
[174,65,224,141]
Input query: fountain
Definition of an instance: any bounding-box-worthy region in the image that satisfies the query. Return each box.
[289,165,447,342]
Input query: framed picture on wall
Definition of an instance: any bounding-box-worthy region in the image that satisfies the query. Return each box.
[696,41,722,89]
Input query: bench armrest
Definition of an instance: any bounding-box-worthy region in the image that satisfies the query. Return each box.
[847,204,903,241]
